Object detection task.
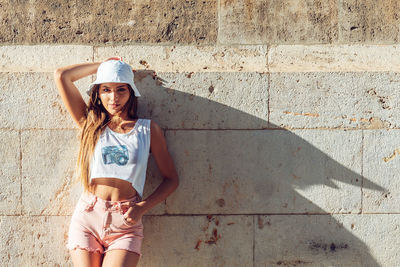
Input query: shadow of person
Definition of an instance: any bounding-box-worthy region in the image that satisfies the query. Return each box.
[135,70,385,267]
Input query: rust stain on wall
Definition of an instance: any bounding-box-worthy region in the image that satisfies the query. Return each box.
[283,111,319,117]
[257,216,264,229]
[194,240,202,250]
[196,215,222,250]
[139,59,150,68]
[275,259,313,266]
[383,148,400,162]
[216,198,225,207]
[349,117,390,129]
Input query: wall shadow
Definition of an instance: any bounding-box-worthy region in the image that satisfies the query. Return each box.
[135,70,385,266]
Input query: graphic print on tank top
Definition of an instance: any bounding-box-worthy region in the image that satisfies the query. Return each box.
[101,144,139,166]
[101,145,129,166]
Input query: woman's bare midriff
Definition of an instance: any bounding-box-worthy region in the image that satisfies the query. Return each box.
[89,177,138,201]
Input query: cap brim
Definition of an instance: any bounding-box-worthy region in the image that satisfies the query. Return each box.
[129,82,141,97]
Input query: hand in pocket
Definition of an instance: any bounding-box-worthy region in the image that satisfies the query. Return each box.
[121,201,145,225]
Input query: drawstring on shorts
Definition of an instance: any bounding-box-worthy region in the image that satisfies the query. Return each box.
[84,194,130,215]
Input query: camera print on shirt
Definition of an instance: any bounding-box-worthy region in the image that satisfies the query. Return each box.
[102,145,129,166]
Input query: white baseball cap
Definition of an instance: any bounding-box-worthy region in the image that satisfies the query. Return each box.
[86,60,141,97]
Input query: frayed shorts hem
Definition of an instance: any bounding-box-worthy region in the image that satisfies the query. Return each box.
[67,244,103,254]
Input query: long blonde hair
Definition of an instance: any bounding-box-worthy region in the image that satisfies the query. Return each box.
[75,84,138,193]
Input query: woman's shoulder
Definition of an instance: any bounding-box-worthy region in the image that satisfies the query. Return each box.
[147,120,162,134]
[149,120,161,129]
[149,120,165,149]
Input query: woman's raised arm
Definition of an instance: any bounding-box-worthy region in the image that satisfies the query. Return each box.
[53,62,101,128]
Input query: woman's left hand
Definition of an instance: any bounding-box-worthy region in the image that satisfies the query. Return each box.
[122,201,146,225]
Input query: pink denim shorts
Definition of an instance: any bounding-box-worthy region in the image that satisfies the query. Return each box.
[66,191,144,256]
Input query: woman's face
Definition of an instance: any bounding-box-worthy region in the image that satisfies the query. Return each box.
[98,82,131,116]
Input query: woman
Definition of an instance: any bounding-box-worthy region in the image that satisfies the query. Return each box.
[54,57,179,267]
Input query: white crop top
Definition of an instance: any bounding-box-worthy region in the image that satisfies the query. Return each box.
[89,118,151,198]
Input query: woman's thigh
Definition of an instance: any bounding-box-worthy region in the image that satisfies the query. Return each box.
[70,248,104,267]
[102,249,140,267]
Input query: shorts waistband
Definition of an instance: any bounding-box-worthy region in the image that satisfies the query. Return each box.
[79,190,142,213]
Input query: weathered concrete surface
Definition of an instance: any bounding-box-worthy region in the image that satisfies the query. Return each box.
[165,129,363,214]
[3,0,400,264]
[270,72,400,129]
[21,129,79,215]
[95,45,267,72]
[0,0,217,45]
[219,0,338,44]
[0,215,71,266]
[111,0,217,44]
[339,0,400,43]
[363,130,400,213]
[0,0,33,44]
[139,215,253,267]
[269,45,400,72]
[0,45,92,72]
[136,72,268,129]
[256,214,398,266]
[0,73,90,129]
[0,130,21,215]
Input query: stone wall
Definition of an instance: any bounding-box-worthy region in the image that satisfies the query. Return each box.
[1,1,399,266]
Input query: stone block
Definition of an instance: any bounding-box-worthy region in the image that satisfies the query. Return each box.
[269,45,400,72]
[1,71,268,130]
[0,72,90,129]
[165,129,362,214]
[135,72,268,129]
[95,45,267,73]
[220,0,338,44]
[339,0,400,43]
[139,215,253,267]
[0,45,92,72]
[269,72,400,129]
[255,214,393,266]
[0,130,21,215]
[363,130,400,213]
[0,215,71,266]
